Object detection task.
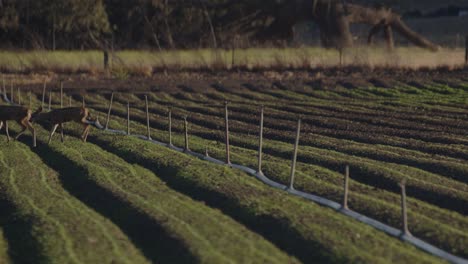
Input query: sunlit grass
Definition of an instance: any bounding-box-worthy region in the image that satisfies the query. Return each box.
[0,47,465,75]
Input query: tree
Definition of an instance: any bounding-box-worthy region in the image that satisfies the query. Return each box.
[41,0,111,49]
[0,0,19,30]
[0,0,443,51]
[213,0,440,51]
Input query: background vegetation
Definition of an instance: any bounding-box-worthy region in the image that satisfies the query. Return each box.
[0,0,466,50]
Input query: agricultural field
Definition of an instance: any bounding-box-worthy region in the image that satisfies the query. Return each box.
[0,67,467,263]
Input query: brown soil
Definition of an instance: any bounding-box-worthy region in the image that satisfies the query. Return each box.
[2,66,467,94]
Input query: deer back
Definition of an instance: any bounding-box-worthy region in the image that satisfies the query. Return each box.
[38,107,89,124]
[0,106,31,121]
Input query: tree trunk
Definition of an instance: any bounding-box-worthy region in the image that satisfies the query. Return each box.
[315,2,440,51]
[202,3,218,49]
[144,15,162,52]
[389,17,439,51]
[384,25,394,50]
[163,0,175,49]
[52,14,56,51]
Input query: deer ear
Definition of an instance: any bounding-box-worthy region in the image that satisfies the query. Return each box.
[37,107,43,112]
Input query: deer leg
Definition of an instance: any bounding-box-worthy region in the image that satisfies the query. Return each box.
[15,119,28,141]
[18,119,36,147]
[83,125,91,142]
[81,124,90,142]
[48,124,59,144]
[80,123,87,140]
[26,121,36,147]
[0,121,3,131]
[5,121,10,142]
[59,123,64,143]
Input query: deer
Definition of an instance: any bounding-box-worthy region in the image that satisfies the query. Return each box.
[0,105,38,147]
[31,107,99,144]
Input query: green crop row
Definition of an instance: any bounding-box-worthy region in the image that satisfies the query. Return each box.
[134,94,468,182]
[107,91,467,161]
[0,140,150,264]
[0,104,442,262]
[85,95,468,210]
[76,100,467,258]
[25,124,297,264]
[89,131,442,263]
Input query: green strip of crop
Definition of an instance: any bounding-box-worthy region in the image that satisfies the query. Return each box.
[83,93,468,204]
[48,86,466,254]
[36,129,297,264]
[90,132,443,263]
[84,105,467,258]
[94,92,468,164]
[0,140,149,264]
[90,96,467,199]
[133,94,468,182]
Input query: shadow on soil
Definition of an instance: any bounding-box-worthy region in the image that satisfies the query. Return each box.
[90,135,347,264]
[0,197,48,263]
[26,137,197,264]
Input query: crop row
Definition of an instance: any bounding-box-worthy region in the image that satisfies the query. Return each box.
[73,98,467,258]
[84,94,468,209]
[105,91,468,161]
[1,115,441,263]
[88,130,441,263]
[152,90,468,147]
[0,139,150,263]
[139,94,468,180]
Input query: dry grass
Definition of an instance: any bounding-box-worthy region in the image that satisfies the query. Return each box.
[0,47,465,76]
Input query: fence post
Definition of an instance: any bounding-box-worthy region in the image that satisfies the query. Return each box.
[224,101,231,165]
[105,92,114,130]
[10,80,14,104]
[3,79,7,101]
[126,101,130,135]
[205,147,209,157]
[41,81,46,108]
[104,50,110,77]
[48,91,52,111]
[288,119,301,190]
[168,108,173,146]
[257,106,264,175]
[400,181,411,237]
[60,81,63,108]
[343,165,350,210]
[339,48,344,66]
[465,35,468,65]
[2,76,5,101]
[184,116,190,152]
[145,95,151,140]
[17,87,21,105]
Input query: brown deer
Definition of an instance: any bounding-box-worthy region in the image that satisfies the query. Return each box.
[0,105,38,147]
[32,107,97,144]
